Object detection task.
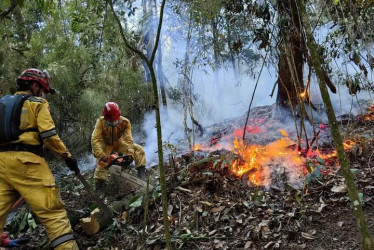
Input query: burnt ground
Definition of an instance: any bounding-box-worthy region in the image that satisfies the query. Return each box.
[3,104,374,250]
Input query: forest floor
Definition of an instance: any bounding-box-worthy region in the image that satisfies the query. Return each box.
[4,104,374,250]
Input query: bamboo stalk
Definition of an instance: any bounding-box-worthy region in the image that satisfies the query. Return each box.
[296,1,374,249]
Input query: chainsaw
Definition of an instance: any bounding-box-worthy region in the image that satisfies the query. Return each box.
[101,153,153,194]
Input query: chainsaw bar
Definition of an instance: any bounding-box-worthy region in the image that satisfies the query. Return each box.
[108,165,154,192]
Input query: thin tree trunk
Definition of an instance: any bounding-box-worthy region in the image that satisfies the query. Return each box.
[109,0,171,248]
[297,1,374,249]
[157,44,168,106]
[211,18,220,66]
[181,8,193,149]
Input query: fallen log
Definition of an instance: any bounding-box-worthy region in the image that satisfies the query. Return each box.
[188,156,221,172]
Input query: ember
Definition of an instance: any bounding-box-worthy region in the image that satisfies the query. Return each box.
[363,104,374,121]
[343,139,355,150]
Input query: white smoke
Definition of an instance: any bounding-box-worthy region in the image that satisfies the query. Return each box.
[136,1,373,167]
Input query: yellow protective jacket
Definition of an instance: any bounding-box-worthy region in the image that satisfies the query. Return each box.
[0,91,71,157]
[91,116,135,160]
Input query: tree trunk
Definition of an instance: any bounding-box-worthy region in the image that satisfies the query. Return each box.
[276,0,304,108]
[297,1,374,249]
[109,0,171,248]
[157,43,168,106]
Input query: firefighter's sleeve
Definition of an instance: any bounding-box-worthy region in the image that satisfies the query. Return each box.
[120,121,135,157]
[91,119,106,159]
[36,101,71,158]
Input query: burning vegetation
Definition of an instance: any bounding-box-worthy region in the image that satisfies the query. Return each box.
[190,104,374,189]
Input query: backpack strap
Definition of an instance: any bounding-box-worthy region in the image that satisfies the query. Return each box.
[17,95,40,135]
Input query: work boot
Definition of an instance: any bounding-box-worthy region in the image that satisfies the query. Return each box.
[95,179,106,193]
[137,166,147,180]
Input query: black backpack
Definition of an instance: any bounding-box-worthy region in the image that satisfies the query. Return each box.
[0,94,31,143]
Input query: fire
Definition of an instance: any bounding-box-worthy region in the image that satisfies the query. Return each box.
[279,129,288,137]
[193,144,202,151]
[362,104,374,121]
[299,91,307,99]
[230,134,304,187]
[193,115,364,187]
[343,140,355,150]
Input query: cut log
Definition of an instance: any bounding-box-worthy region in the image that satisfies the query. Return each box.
[80,208,112,235]
[80,208,100,235]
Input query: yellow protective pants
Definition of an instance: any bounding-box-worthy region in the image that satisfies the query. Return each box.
[0,151,78,250]
[94,143,146,180]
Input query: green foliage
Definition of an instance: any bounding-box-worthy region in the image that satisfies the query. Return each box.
[305,160,326,185]
[0,0,154,155]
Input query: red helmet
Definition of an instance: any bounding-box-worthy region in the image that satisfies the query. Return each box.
[103,102,121,121]
[17,68,55,94]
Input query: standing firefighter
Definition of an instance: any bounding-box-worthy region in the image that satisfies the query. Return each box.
[92,102,146,191]
[0,69,79,249]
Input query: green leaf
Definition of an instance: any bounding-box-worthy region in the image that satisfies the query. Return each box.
[27,213,37,230]
[358,192,364,203]
[88,203,98,211]
[350,168,359,177]
[203,171,213,176]
[295,192,302,204]
[334,0,339,6]
[318,165,327,171]
[269,203,275,211]
[242,201,250,208]
[221,161,225,169]
[316,157,325,165]
[180,233,191,239]
[312,167,322,179]
[19,212,29,232]
[127,194,143,208]
[213,159,220,169]
[306,174,311,184]
[306,162,315,173]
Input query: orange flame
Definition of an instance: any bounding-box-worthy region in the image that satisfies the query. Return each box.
[193,144,202,151]
[362,105,374,121]
[343,140,355,150]
[299,91,307,99]
[230,132,304,186]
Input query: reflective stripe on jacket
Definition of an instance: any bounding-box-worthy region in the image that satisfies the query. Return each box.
[8,91,71,157]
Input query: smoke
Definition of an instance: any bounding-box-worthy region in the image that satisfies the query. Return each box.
[136,1,373,167]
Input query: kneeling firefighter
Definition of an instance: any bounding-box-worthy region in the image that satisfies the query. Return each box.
[91,102,147,191]
[0,69,80,249]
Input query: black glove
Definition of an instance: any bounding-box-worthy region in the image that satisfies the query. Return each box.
[124,155,134,164]
[65,157,80,174]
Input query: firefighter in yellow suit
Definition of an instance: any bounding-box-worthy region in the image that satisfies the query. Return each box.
[0,69,79,249]
[91,102,146,190]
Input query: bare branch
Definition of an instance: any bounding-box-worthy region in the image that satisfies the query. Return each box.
[150,0,166,64]
[0,0,17,22]
[108,0,149,63]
